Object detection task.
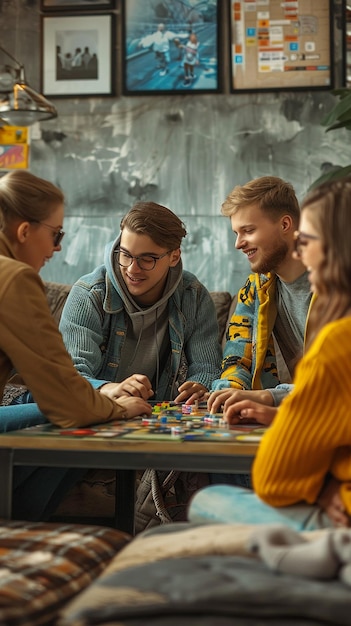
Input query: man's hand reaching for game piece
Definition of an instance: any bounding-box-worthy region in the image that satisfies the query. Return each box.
[175,381,208,405]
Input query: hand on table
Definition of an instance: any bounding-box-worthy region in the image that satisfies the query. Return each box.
[208,388,276,426]
[115,396,152,419]
[99,375,153,401]
[317,476,350,527]
[174,381,208,405]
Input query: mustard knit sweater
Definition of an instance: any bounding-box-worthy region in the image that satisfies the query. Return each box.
[253,316,351,514]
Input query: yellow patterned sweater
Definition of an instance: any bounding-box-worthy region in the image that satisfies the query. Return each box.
[253,316,351,514]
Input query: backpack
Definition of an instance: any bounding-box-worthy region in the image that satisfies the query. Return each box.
[134,469,209,534]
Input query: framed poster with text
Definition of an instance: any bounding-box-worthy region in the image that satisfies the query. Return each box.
[229,0,334,92]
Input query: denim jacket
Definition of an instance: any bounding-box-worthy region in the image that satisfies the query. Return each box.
[60,241,222,401]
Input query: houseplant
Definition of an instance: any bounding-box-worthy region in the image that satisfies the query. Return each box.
[310,88,351,188]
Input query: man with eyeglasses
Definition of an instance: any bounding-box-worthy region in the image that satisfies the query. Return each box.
[59,201,222,405]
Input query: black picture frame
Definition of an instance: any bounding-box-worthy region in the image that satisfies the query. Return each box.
[229,0,334,93]
[343,0,351,87]
[40,0,115,11]
[41,13,115,97]
[122,0,221,95]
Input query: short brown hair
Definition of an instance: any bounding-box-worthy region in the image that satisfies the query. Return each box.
[120,201,187,249]
[221,176,300,223]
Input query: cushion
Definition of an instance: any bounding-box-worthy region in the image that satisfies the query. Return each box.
[59,528,351,626]
[0,519,131,626]
[209,291,233,342]
[43,281,71,326]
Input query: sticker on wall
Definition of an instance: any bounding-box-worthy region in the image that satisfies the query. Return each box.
[0,126,29,171]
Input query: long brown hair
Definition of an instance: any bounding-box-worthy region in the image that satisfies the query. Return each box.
[303,177,351,348]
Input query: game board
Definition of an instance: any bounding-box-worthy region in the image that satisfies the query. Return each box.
[13,402,267,442]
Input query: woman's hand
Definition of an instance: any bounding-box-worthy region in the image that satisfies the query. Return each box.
[317,476,350,527]
[174,381,208,405]
[115,396,152,419]
[99,375,153,401]
[224,399,277,426]
[208,388,275,425]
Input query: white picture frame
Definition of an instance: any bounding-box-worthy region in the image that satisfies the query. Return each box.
[41,13,114,97]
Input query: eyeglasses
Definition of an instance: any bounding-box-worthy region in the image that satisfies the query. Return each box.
[294,230,320,256]
[116,247,170,271]
[31,220,65,247]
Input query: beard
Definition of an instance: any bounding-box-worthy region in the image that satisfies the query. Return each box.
[250,239,289,275]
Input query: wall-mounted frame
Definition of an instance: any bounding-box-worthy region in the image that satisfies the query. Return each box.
[122,0,221,95]
[229,0,334,92]
[40,0,115,11]
[41,13,114,97]
[344,0,351,87]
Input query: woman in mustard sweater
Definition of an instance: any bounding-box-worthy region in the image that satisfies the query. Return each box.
[189,176,351,531]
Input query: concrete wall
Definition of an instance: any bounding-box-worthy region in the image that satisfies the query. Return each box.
[0,0,349,295]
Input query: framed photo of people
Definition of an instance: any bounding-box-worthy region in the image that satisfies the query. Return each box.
[40,0,115,11]
[229,0,334,92]
[122,0,221,95]
[41,13,115,97]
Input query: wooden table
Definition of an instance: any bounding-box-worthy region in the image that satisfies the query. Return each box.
[0,426,258,535]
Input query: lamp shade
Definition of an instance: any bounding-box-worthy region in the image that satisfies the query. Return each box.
[0,82,57,126]
[0,48,57,126]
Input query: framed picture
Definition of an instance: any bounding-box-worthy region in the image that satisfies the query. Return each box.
[41,13,114,97]
[344,0,351,87]
[229,0,334,92]
[40,0,115,10]
[122,0,221,95]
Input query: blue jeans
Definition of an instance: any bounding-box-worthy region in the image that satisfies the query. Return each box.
[0,403,48,432]
[188,485,333,532]
[0,403,85,521]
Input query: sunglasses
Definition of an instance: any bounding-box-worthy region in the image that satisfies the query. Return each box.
[31,220,65,247]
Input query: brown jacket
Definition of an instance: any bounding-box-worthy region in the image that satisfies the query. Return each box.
[0,233,126,428]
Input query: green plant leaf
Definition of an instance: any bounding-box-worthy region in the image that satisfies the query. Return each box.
[330,88,351,99]
[309,165,351,190]
[321,91,351,127]
[325,120,351,132]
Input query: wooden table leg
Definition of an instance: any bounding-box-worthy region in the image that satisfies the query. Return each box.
[114,469,136,535]
[0,449,13,519]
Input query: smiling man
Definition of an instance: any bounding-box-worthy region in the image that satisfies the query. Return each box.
[59,201,222,405]
[211,176,312,394]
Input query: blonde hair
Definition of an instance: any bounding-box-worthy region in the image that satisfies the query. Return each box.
[222,176,300,224]
[0,170,64,230]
